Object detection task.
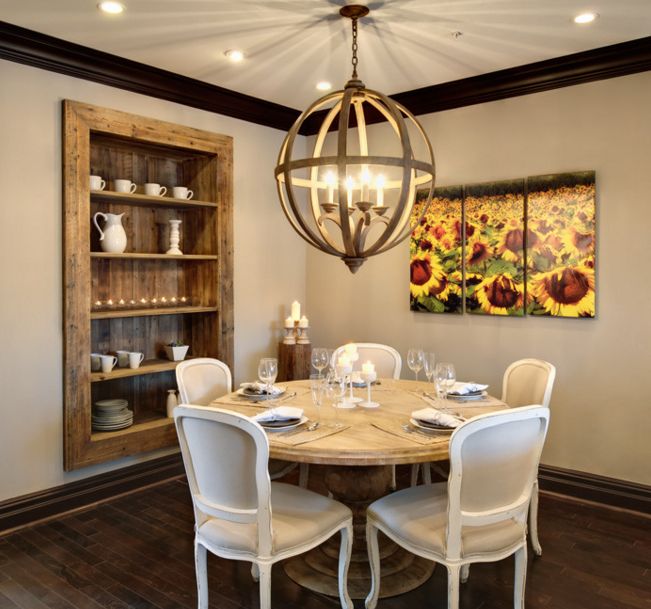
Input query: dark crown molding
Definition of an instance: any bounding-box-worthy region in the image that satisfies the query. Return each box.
[1,21,650,136]
[0,21,300,132]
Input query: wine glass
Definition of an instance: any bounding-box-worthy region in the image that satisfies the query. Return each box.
[325,371,345,428]
[435,362,456,407]
[311,347,329,378]
[257,357,278,394]
[309,374,324,426]
[407,348,425,381]
[423,352,437,386]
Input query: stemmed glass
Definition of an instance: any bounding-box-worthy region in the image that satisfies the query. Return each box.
[423,352,437,387]
[435,362,456,408]
[257,357,278,395]
[407,348,425,381]
[311,347,329,378]
[309,374,324,427]
[325,371,345,428]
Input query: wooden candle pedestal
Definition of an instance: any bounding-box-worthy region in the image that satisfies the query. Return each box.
[277,342,312,381]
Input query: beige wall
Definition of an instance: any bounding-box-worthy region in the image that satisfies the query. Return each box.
[307,72,651,485]
[0,59,306,500]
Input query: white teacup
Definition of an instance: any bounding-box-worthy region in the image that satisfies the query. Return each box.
[144,183,167,197]
[128,352,145,369]
[90,353,102,372]
[172,186,194,200]
[100,354,118,373]
[114,179,137,194]
[90,175,106,191]
[116,350,130,368]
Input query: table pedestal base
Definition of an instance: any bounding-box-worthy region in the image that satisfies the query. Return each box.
[283,465,434,599]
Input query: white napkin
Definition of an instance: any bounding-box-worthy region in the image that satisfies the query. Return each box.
[240,382,284,396]
[411,407,463,429]
[447,382,488,396]
[254,406,303,423]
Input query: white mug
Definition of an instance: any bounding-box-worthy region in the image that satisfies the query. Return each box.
[100,354,118,373]
[90,353,102,372]
[172,186,194,200]
[89,175,106,191]
[144,183,167,197]
[128,352,145,369]
[116,350,130,368]
[114,179,137,194]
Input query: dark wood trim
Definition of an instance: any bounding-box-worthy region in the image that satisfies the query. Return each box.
[300,36,651,134]
[0,21,300,132]
[0,453,184,534]
[538,464,650,515]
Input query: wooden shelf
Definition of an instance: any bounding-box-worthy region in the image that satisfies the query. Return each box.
[90,358,189,382]
[91,252,218,260]
[91,416,174,441]
[91,190,218,209]
[91,306,217,320]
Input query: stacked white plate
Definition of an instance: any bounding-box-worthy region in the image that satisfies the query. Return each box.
[92,399,134,431]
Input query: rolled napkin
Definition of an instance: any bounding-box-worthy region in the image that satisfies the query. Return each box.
[447,381,488,396]
[411,407,464,429]
[240,381,284,396]
[254,406,303,424]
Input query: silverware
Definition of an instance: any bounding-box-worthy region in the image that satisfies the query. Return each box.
[306,421,319,431]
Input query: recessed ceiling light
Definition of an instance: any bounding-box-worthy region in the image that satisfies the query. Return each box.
[224,49,245,63]
[574,12,598,24]
[98,1,125,14]
[316,81,332,91]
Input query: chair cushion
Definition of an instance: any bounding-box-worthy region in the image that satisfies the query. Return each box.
[368,482,525,559]
[197,482,351,557]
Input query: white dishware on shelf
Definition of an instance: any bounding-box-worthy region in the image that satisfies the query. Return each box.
[93,212,127,253]
[166,219,183,255]
[165,344,189,361]
[116,350,129,368]
[172,186,194,200]
[144,182,167,197]
[100,354,118,373]
[114,179,137,193]
[90,353,102,372]
[89,175,106,191]
[166,389,178,418]
[128,352,145,369]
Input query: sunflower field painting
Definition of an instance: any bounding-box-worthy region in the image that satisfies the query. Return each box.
[526,172,596,317]
[409,186,463,314]
[464,180,526,316]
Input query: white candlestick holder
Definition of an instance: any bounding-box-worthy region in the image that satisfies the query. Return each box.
[283,326,297,344]
[297,326,310,344]
[166,219,183,255]
[359,371,379,408]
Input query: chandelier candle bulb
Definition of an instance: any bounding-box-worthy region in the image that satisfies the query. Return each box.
[375,175,385,206]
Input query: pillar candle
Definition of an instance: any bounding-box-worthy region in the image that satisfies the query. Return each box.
[291,300,301,322]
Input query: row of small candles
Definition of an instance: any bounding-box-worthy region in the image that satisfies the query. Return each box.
[92,296,190,310]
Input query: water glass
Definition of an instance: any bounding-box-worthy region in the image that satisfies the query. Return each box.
[435,362,456,407]
[407,348,425,381]
[311,347,329,378]
[257,357,278,394]
[423,352,436,384]
[325,371,345,427]
[309,374,325,424]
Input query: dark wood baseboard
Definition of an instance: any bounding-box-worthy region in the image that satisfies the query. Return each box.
[538,464,650,515]
[0,453,184,535]
[1,458,647,535]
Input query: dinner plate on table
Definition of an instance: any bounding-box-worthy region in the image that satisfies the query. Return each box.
[259,415,308,432]
[447,391,487,401]
[409,418,457,433]
[236,386,286,401]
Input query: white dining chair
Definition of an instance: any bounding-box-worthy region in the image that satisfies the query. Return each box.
[174,405,354,609]
[176,358,297,481]
[365,405,550,609]
[501,358,556,556]
[331,342,402,379]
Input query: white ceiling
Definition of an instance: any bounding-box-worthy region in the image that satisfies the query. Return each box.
[2,0,651,109]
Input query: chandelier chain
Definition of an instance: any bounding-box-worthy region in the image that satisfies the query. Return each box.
[351,17,359,79]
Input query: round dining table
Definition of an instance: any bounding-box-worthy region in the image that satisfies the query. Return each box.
[211,378,506,599]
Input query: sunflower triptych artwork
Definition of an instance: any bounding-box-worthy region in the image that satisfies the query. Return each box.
[409,171,596,319]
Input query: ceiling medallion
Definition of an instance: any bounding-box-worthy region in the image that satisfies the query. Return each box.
[274,4,435,273]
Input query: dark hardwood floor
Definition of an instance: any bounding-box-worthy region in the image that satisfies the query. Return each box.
[0,474,649,609]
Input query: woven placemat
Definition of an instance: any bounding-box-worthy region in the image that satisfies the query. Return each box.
[370,421,450,446]
[270,424,350,446]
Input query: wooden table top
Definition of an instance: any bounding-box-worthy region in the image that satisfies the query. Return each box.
[212,379,507,466]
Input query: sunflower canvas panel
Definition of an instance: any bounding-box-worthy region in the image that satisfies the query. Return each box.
[526,171,596,318]
[464,179,526,316]
[409,186,463,314]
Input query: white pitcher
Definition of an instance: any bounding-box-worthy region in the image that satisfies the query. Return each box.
[93,212,127,253]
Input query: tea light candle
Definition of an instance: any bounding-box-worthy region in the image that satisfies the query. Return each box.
[180,296,188,304]
[291,300,301,322]
[94,300,102,309]
[118,298,125,307]
[139,298,148,306]
[284,316,294,329]
[106,299,114,307]
[362,361,375,375]
[160,296,168,305]
[129,299,136,307]
[299,315,309,328]
[170,296,178,305]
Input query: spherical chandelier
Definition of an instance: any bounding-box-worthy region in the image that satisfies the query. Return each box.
[275,4,435,273]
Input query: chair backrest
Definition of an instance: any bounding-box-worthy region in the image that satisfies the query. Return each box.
[174,405,273,555]
[176,358,233,405]
[331,343,402,379]
[501,358,556,408]
[446,406,550,559]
